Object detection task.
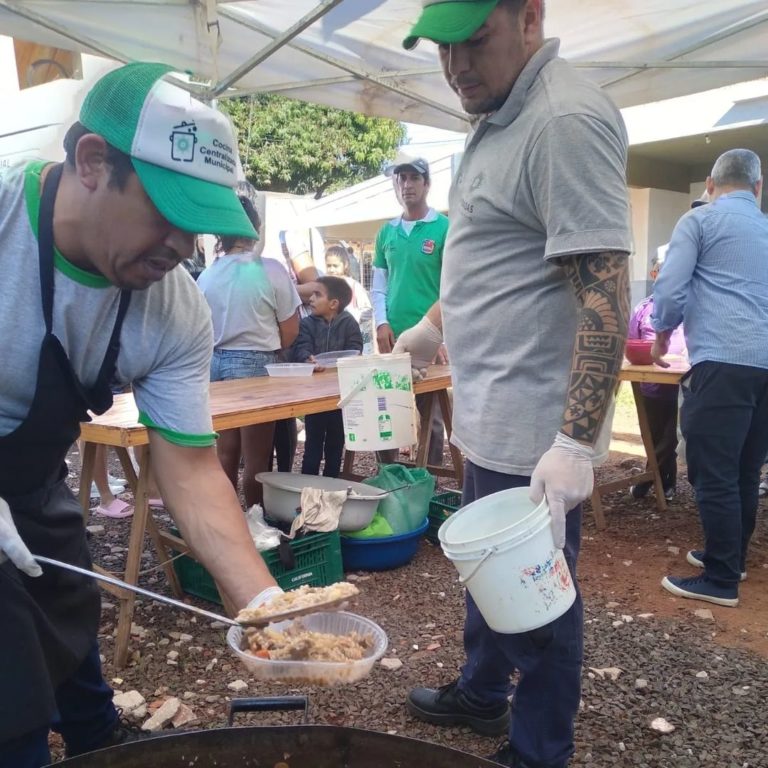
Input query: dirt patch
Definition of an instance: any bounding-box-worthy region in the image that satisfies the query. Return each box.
[596,383,768,658]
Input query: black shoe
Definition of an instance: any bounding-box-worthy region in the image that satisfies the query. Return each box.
[102,713,153,749]
[407,680,510,736]
[629,483,650,500]
[487,740,550,767]
[65,709,155,758]
[488,741,519,766]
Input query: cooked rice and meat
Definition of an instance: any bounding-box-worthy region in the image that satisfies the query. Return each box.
[243,622,373,662]
[235,582,359,624]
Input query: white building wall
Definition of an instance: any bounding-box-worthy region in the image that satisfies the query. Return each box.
[647,189,690,260]
[628,187,690,307]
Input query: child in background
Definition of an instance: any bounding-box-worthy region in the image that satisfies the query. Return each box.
[292,276,363,477]
[629,249,687,501]
[324,245,371,324]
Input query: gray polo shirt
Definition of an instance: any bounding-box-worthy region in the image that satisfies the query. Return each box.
[442,39,631,475]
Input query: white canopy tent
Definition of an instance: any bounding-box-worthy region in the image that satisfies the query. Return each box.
[0,1,767,131]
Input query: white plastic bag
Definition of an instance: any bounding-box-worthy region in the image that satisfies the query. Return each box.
[245,504,282,551]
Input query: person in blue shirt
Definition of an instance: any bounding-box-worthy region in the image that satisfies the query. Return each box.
[651,148,768,609]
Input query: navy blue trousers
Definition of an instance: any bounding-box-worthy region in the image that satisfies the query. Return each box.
[681,361,768,584]
[456,462,583,768]
[302,410,346,478]
[1,642,117,768]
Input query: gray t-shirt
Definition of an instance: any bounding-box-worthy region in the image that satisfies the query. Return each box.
[0,162,216,445]
[197,252,300,351]
[442,39,631,474]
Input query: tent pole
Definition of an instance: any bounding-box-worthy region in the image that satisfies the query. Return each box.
[576,61,768,70]
[223,60,768,99]
[209,0,345,97]
[231,68,445,96]
[598,9,768,89]
[0,0,128,64]
[216,5,468,123]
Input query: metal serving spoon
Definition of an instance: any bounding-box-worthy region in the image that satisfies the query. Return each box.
[32,555,239,626]
[32,556,355,628]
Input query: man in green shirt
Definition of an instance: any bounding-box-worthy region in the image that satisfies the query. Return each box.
[372,157,448,465]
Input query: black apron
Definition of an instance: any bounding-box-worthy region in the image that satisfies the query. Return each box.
[0,163,131,741]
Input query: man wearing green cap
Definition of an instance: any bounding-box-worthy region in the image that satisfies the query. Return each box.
[395,2,631,766]
[0,62,282,767]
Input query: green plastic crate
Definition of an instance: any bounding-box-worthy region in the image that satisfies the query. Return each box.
[172,529,344,606]
[426,491,462,543]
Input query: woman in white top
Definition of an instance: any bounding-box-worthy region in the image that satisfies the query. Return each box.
[198,196,300,506]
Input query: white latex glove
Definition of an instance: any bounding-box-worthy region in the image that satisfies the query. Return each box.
[529,432,594,549]
[245,585,284,610]
[0,496,42,577]
[392,316,443,380]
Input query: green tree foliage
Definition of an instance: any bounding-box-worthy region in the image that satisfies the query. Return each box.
[221,94,406,199]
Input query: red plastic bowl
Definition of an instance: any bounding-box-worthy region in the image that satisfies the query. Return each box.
[625,339,654,365]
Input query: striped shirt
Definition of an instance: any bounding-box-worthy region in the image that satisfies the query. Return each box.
[651,190,768,370]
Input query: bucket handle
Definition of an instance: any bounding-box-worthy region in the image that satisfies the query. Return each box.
[337,368,377,409]
[457,547,496,585]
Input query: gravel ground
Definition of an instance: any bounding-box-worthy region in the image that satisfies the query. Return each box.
[49,439,768,767]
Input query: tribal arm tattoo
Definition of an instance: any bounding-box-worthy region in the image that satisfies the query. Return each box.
[561,251,630,447]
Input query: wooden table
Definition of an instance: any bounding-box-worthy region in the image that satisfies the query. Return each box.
[589,359,690,529]
[78,365,458,667]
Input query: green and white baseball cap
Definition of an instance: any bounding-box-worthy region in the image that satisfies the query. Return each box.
[79,61,255,238]
[403,0,500,50]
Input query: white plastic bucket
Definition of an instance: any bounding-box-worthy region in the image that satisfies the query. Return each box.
[337,353,416,451]
[439,488,576,633]
[439,487,545,554]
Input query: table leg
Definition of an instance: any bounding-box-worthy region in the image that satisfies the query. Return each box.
[115,446,183,600]
[437,389,464,488]
[113,445,151,668]
[145,513,184,599]
[115,447,138,492]
[589,486,607,530]
[342,449,355,476]
[632,382,667,513]
[79,441,97,522]
[415,392,435,467]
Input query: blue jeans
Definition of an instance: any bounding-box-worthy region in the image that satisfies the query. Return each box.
[457,461,583,768]
[1,642,117,768]
[210,349,277,381]
[681,361,768,584]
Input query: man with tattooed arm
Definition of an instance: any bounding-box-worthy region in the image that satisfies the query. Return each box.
[392,2,631,767]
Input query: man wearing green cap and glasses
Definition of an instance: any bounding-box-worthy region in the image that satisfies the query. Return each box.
[394,2,631,767]
[0,62,283,767]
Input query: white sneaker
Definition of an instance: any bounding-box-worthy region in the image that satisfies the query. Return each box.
[107,474,127,488]
[90,482,126,498]
[686,549,747,581]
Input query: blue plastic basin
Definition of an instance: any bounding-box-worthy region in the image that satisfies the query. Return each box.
[340,519,429,571]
